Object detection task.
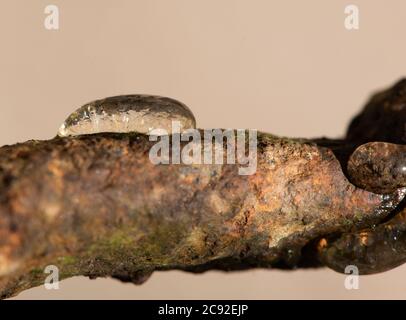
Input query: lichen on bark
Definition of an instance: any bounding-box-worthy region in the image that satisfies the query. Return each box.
[1,78,406,299]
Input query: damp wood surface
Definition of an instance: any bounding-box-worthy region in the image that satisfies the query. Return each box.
[1,79,406,299]
[0,131,402,299]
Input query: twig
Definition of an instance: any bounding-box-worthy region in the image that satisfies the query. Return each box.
[1,78,406,299]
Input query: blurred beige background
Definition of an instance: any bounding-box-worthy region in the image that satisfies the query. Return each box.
[1,0,406,299]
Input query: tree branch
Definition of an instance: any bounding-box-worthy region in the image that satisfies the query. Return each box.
[1,78,406,299]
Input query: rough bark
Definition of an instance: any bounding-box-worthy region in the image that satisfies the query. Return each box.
[0,132,402,299]
[317,78,406,274]
[1,78,406,299]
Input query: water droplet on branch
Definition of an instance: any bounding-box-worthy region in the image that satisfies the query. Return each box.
[58,95,196,137]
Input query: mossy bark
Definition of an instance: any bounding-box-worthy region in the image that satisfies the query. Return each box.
[0,132,400,299]
[2,78,406,299]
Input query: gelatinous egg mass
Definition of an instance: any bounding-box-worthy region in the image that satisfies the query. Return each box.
[58,95,196,137]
